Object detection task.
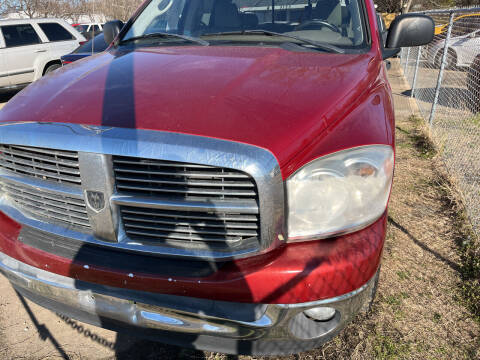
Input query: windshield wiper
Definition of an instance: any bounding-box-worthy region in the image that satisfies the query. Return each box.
[120,32,209,46]
[202,30,344,54]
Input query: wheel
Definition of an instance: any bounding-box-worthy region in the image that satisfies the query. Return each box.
[44,63,61,75]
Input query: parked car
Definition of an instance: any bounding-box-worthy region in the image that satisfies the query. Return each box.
[0,0,434,355]
[434,12,480,36]
[61,32,108,64]
[426,28,480,69]
[75,23,104,40]
[0,18,86,92]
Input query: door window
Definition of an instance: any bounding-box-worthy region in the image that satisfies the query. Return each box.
[38,23,75,41]
[1,24,41,47]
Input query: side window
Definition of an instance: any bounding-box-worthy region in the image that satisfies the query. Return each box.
[1,24,41,47]
[92,25,100,32]
[38,23,75,42]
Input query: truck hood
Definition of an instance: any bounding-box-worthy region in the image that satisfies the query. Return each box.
[0,46,377,168]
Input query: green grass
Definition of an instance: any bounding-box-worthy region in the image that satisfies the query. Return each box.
[399,116,437,159]
[460,238,480,322]
[396,270,410,280]
[383,292,410,307]
[371,333,411,360]
[469,113,480,127]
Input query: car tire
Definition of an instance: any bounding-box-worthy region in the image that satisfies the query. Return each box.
[44,63,62,75]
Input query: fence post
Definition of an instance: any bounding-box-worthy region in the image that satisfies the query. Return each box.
[411,46,422,98]
[429,11,455,127]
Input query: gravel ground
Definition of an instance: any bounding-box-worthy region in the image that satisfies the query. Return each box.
[0,59,479,360]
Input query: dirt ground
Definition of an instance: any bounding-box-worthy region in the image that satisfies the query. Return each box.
[0,59,479,360]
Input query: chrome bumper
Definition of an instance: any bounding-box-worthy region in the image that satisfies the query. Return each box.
[0,252,377,355]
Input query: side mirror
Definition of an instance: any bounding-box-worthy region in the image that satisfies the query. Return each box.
[103,20,124,46]
[386,14,435,49]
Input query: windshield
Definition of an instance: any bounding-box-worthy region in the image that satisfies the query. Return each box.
[123,0,368,50]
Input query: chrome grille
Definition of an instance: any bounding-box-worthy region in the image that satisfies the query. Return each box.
[121,206,259,245]
[0,180,90,230]
[113,156,260,247]
[113,156,257,199]
[0,144,81,185]
[0,124,284,260]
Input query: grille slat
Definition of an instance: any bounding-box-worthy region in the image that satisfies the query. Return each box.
[0,160,82,184]
[1,185,86,207]
[12,199,90,225]
[124,222,258,237]
[4,188,88,216]
[9,145,78,159]
[114,166,250,179]
[1,180,90,230]
[114,156,259,248]
[113,156,256,199]
[0,145,81,185]
[116,184,256,197]
[121,208,258,222]
[0,147,79,168]
[125,229,243,243]
[0,156,81,176]
[122,214,258,229]
[114,159,213,168]
[115,175,255,188]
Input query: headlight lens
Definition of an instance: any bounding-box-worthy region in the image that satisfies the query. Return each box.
[287,145,394,241]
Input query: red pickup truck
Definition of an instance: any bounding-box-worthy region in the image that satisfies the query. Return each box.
[0,0,433,355]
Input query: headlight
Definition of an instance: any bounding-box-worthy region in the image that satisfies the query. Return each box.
[287,145,394,241]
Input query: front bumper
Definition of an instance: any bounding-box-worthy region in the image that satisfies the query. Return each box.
[0,251,378,355]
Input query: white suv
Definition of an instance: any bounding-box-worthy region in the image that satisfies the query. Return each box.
[0,18,86,91]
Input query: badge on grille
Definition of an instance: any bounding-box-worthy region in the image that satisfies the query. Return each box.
[86,191,105,212]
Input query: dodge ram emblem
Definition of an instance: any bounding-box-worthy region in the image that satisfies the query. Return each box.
[86,191,105,212]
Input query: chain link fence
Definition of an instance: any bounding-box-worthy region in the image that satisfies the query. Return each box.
[400,7,480,238]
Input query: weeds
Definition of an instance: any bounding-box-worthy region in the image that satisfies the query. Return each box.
[408,115,480,323]
[371,333,411,360]
[396,270,410,280]
[469,113,480,127]
[407,115,437,159]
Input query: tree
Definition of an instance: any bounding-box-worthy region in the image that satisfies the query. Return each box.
[0,0,87,19]
[375,0,402,13]
[93,0,143,21]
